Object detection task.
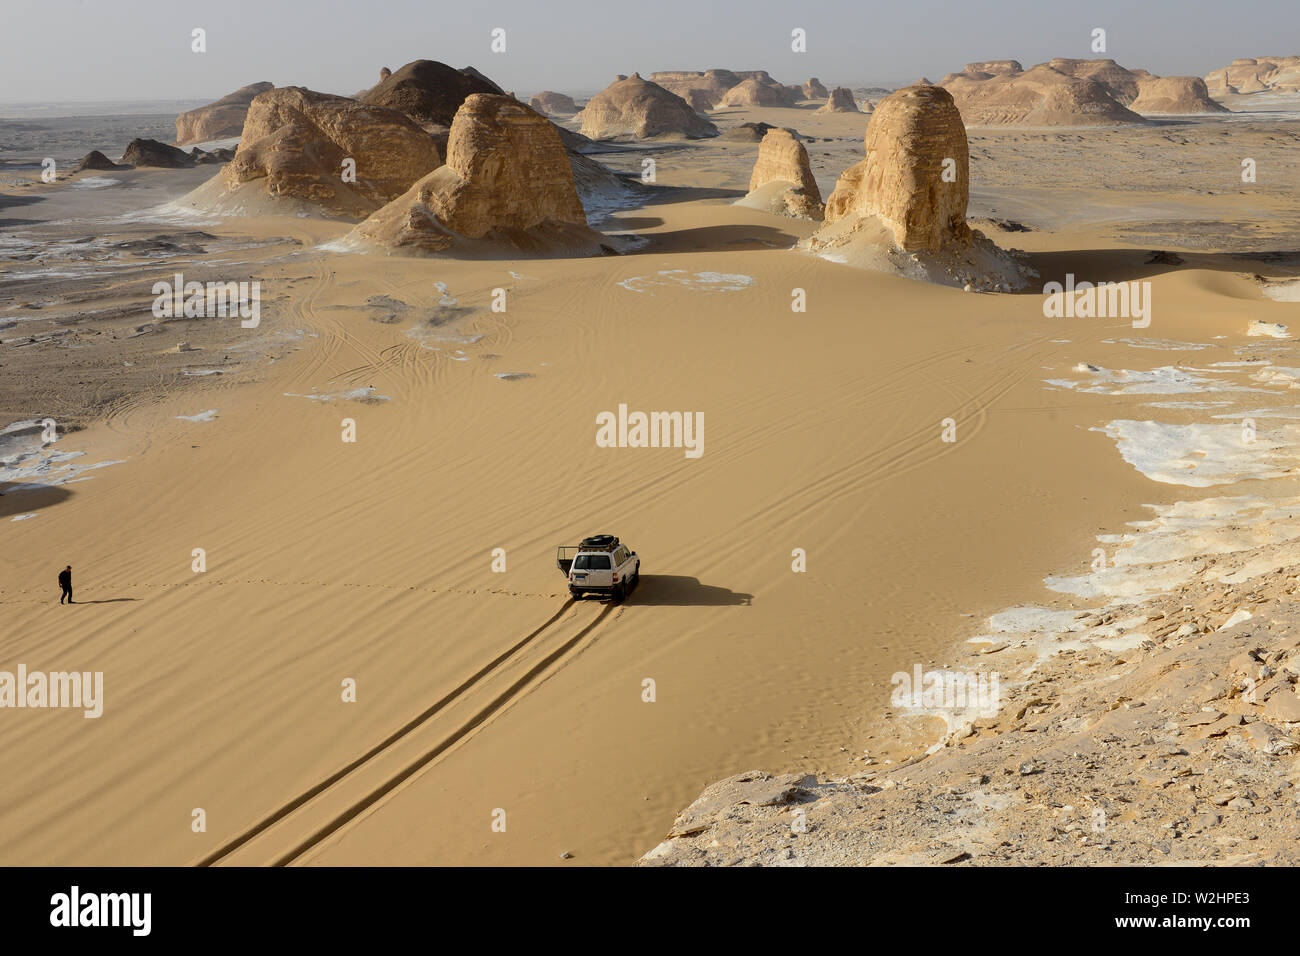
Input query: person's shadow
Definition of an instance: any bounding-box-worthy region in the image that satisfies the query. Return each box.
[628,575,752,607]
[69,598,139,604]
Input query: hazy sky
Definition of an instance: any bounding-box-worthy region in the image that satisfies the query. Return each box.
[2,0,1297,103]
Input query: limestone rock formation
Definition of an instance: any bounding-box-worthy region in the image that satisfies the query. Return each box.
[738,128,823,220]
[529,91,579,115]
[816,87,859,113]
[120,138,194,168]
[1129,76,1229,114]
[1206,56,1300,96]
[964,60,1023,76]
[1046,58,1145,104]
[683,89,715,112]
[380,67,392,81]
[807,84,1033,290]
[350,94,607,256]
[803,78,829,99]
[823,85,969,251]
[361,59,504,129]
[716,78,798,108]
[175,82,274,145]
[76,150,127,171]
[577,74,718,139]
[941,63,1143,126]
[219,87,440,216]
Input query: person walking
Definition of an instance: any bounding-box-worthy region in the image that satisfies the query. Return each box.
[58,565,72,604]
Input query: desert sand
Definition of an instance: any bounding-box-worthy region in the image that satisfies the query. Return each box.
[2,54,1300,871]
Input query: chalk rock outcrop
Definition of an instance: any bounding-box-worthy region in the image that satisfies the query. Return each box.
[717,78,798,108]
[1045,58,1145,104]
[120,138,194,168]
[361,60,504,129]
[350,94,606,256]
[803,78,829,99]
[577,74,718,139]
[808,85,1033,290]
[175,82,274,145]
[218,87,440,216]
[823,85,968,251]
[738,128,823,220]
[816,87,859,113]
[963,60,1023,76]
[1129,76,1228,114]
[76,150,127,171]
[941,63,1143,126]
[529,91,579,115]
[1206,56,1300,96]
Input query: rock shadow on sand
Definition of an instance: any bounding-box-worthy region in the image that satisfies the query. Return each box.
[0,485,72,518]
[629,575,752,607]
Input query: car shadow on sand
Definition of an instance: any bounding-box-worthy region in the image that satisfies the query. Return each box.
[627,574,752,607]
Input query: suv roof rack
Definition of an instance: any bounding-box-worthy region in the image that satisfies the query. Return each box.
[579,534,619,551]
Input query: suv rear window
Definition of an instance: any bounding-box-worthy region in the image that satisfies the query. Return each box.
[574,554,611,570]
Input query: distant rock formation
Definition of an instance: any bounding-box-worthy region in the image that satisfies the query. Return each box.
[529,91,579,115]
[940,62,1144,126]
[76,150,127,171]
[175,82,274,145]
[349,94,608,256]
[963,60,1023,75]
[737,128,823,220]
[807,84,1032,290]
[683,89,715,112]
[120,138,194,168]
[361,59,504,129]
[816,87,859,113]
[803,78,829,99]
[1129,76,1229,114]
[380,67,392,81]
[1045,58,1146,104]
[721,121,779,141]
[716,78,798,108]
[218,87,440,216]
[648,69,789,110]
[1206,56,1300,96]
[577,74,719,139]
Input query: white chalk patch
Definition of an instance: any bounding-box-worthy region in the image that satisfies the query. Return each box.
[1247,320,1290,339]
[1095,419,1295,487]
[175,409,219,422]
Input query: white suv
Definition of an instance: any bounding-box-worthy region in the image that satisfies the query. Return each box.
[557,534,640,601]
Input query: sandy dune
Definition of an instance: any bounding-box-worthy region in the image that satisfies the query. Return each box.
[2,98,1299,866]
